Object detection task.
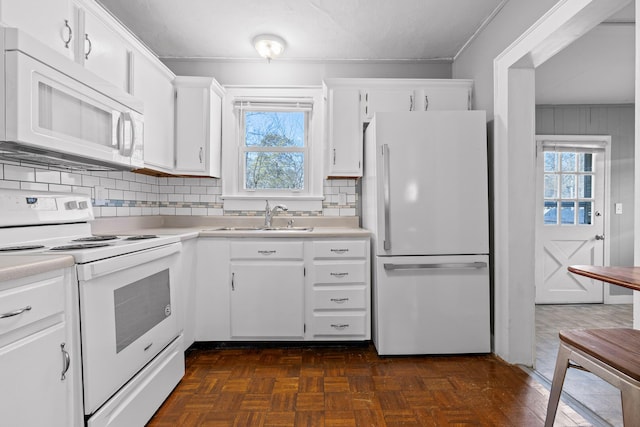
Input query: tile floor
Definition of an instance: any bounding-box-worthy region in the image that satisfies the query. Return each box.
[535,304,633,426]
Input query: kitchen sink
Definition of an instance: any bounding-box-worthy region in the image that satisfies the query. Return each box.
[212,226,313,232]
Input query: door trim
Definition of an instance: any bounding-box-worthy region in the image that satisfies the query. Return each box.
[534,134,612,303]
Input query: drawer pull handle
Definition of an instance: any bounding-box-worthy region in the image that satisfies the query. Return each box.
[330,248,349,254]
[144,342,153,351]
[60,343,70,381]
[330,298,349,304]
[331,324,350,330]
[258,250,276,255]
[330,272,349,278]
[0,305,32,319]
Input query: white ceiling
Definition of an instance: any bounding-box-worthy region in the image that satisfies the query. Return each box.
[97,0,506,61]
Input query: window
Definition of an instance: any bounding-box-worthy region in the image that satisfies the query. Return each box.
[221,87,324,211]
[543,151,595,225]
[241,110,308,191]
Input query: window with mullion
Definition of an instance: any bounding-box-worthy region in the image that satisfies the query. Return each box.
[543,151,595,225]
[240,109,309,192]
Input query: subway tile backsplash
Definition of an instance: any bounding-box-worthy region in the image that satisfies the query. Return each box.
[0,161,359,218]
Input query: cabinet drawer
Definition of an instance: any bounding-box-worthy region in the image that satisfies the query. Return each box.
[313,313,366,336]
[313,261,366,283]
[230,241,303,260]
[0,275,65,336]
[312,240,367,259]
[312,286,366,310]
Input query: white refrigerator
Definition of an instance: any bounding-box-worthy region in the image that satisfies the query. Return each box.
[362,111,490,355]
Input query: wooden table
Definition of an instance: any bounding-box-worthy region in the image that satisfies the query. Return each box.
[569,265,640,292]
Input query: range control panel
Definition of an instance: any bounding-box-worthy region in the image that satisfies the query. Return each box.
[0,188,93,227]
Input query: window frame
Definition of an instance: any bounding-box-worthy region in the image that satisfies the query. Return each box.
[239,107,310,193]
[221,87,324,212]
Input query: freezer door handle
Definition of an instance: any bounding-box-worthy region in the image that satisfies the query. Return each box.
[382,144,391,250]
[383,262,488,270]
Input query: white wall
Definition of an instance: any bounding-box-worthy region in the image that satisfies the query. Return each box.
[452,0,561,118]
[162,60,452,86]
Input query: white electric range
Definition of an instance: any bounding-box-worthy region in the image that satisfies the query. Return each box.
[0,188,185,427]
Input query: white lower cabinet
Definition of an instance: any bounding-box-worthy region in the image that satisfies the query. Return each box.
[0,268,82,427]
[230,263,305,338]
[308,239,370,340]
[196,236,370,342]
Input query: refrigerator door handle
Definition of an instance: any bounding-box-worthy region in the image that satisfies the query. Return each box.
[383,262,488,270]
[382,144,391,250]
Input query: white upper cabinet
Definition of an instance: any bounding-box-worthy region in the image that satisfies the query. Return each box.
[324,78,474,178]
[361,79,472,121]
[361,89,415,121]
[324,84,362,178]
[174,76,225,177]
[133,51,175,172]
[0,0,75,60]
[73,0,132,93]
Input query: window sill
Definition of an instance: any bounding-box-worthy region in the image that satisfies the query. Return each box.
[222,195,324,212]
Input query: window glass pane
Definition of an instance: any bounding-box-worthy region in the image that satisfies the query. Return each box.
[544,201,557,225]
[245,152,304,190]
[561,201,575,224]
[561,152,576,171]
[561,174,576,198]
[544,152,557,172]
[578,175,593,198]
[244,111,305,147]
[579,153,593,172]
[578,201,592,225]
[544,175,557,199]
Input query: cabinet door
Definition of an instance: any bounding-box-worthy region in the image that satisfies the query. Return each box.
[175,85,208,173]
[230,262,304,338]
[0,323,71,427]
[362,89,414,121]
[326,88,362,177]
[77,4,131,92]
[134,51,174,171]
[0,0,75,60]
[418,86,471,111]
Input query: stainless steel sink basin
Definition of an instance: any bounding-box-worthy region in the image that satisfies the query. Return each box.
[261,227,314,232]
[213,226,313,232]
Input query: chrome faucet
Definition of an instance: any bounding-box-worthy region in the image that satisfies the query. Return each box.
[264,200,288,228]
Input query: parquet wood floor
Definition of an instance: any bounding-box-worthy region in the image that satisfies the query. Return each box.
[147,343,588,427]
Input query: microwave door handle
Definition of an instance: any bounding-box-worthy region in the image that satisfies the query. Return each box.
[114,113,123,149]
[121,112,134,156]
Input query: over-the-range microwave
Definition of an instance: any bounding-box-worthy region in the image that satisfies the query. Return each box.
[0,28,144,171]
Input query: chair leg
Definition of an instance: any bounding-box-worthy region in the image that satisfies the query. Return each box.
[620,381,640,425]
[544,343,572,427]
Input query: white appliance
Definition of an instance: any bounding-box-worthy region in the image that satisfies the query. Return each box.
[362,111,491,355]
[0,189,184,427]
[0,28,144,171]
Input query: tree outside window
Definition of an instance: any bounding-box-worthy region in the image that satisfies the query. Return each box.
[242,110,307,191]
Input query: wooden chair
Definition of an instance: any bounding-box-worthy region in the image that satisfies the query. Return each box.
[545,328,640,426]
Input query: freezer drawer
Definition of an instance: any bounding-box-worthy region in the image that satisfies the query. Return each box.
[373,255,490,355]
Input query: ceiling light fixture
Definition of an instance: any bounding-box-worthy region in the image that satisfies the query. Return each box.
[253,34,286,63]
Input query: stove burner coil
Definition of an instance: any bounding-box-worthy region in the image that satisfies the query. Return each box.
[50,243,111,250]
[72,235,119,242]
[0,245,46,252]
[125,235,158,240]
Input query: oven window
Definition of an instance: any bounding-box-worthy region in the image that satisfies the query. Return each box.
[114,269,171,353]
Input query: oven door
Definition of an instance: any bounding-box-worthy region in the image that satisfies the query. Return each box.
[77,242,181,415]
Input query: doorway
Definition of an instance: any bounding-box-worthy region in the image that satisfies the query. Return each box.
[535,135,610,304]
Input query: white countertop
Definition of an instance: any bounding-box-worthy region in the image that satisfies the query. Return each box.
[0,255,75,282]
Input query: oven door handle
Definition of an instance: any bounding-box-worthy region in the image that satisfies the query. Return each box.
[76,242,182,281]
